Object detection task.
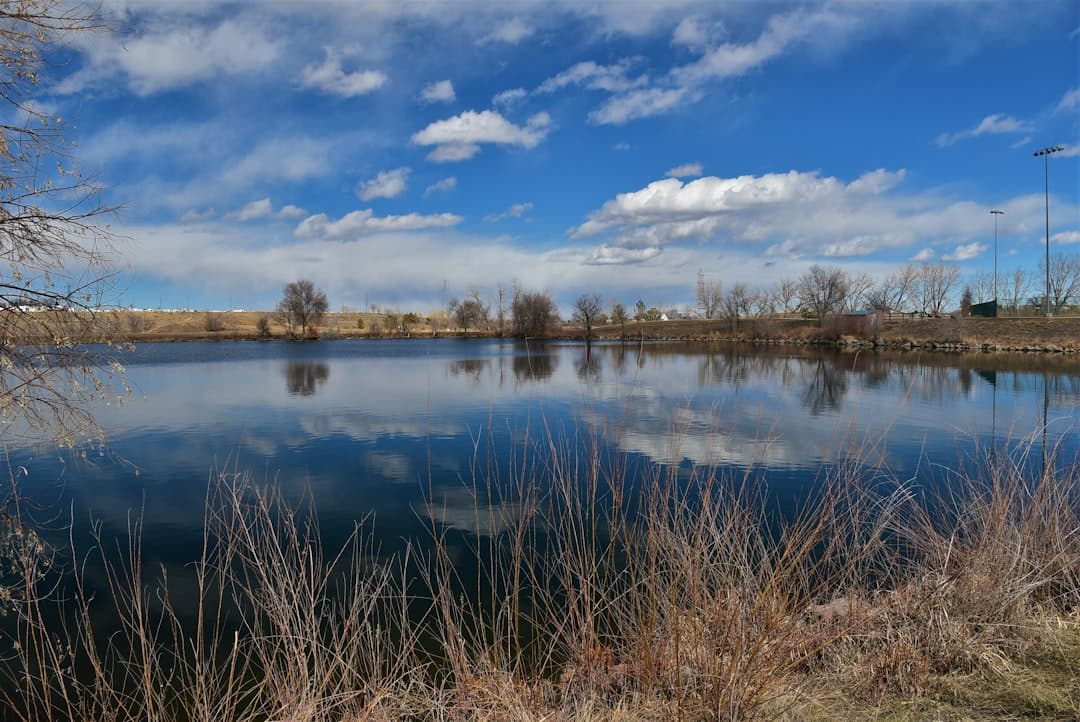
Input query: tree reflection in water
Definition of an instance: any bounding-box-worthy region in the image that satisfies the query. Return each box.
[448,358,490,387]
[283,361,330,396]
[512,347,558,384]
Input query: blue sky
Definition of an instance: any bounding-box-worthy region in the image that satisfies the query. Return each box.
[39,0,1080,312]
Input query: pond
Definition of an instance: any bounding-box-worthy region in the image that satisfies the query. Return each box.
[6,339,1079,599]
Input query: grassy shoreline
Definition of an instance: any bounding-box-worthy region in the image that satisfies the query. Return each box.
[39,310,1080,354]
[2,429,1078,721]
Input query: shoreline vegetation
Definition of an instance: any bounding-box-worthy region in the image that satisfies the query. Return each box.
[37,310,1080,354]
[2,432,1078,721]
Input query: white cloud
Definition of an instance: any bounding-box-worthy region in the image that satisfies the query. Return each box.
[278,204,308,219]
[942,242,986,261]
[412,110,552,161]
[480,18,534,45]
[911,248,935,262]
[294,209,463,241]
[1011,135,1033,149]
[1052,230,1080,244]
[220,136,334,188]
[665,162,703,178]
[300,54,387,97]
[935,113,1032,147]
[613,142,631,151]
[180,208,216,223]
[572,168,1078,263]
[419,79,456,103]
[357,167,410,201]
[54,19,281,95]
[484,202,533,222]
[423,177,458,196]
[672,16,711,49]
[426,143,481,163]
[227,198,309,221]
[1060,145,1080,158]
[589,86,696,125]
[492,88,527,108]
[537,60,646,94]
[228,198,274,221]
[585,246,662,265]
[1057,87,1080,112]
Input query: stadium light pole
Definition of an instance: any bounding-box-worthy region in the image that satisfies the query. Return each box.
[990,209,1004,304]
[1033,145,1064,316]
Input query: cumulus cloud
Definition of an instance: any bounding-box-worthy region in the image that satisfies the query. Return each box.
[300,54,387,97]
[942,242,986,261]
[228,198,274,221]
[572,167,1074,263]
[934,113,1031,147]
[278,204,307,219]
[665,162,703,178]
[1011,136,1033,149]
[226,198,308,221]
[294,209,462,241]
[480,18,534,45]
[357,167,410,200]
[54,19,281,95]
[423,176,457,196]
[1052,230,1080,244]
[412,110,552,161]
[419,79,456,103]
[426,143,481,163]
[911,248,935,262]
[483,202,533,222]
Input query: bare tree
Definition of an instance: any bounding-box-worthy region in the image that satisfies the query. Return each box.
[511,290,557,338]
[695,269,723,319]
[1002,266,1033,314]
[610,301,628,339]
[0,2,120,444]
[277,280,329,338]
[968,270,997,305]
[843,273,875,313]
[797,265,850,324]
[722,283,751,332]
[1040,252,1080,314]
[772,279,799,315]
[917,263,961,315]
[449,293,488,334]
[495,282,507,336]
[867,264,920,313]
[750,288,774,318]
[572,293,603,344]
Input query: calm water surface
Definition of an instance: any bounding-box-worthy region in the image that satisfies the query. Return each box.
[8,339,1080,580]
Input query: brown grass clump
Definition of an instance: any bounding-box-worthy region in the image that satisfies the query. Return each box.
[1,431,1077,720]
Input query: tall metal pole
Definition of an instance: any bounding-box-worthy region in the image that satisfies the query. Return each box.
[1033,146,1064,316]
[990,209,1004,304]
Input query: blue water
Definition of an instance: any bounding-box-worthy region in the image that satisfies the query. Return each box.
[6,339,1078,585]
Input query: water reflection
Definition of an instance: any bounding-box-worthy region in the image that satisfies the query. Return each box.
[802,359,848,416]
[9,340,1077,557]
[283,360,330,396]
[448,358,490,386]
[575,349,601,384]
[512,348,557,383]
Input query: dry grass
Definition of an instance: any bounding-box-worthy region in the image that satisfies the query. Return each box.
[1,431,1077,721]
